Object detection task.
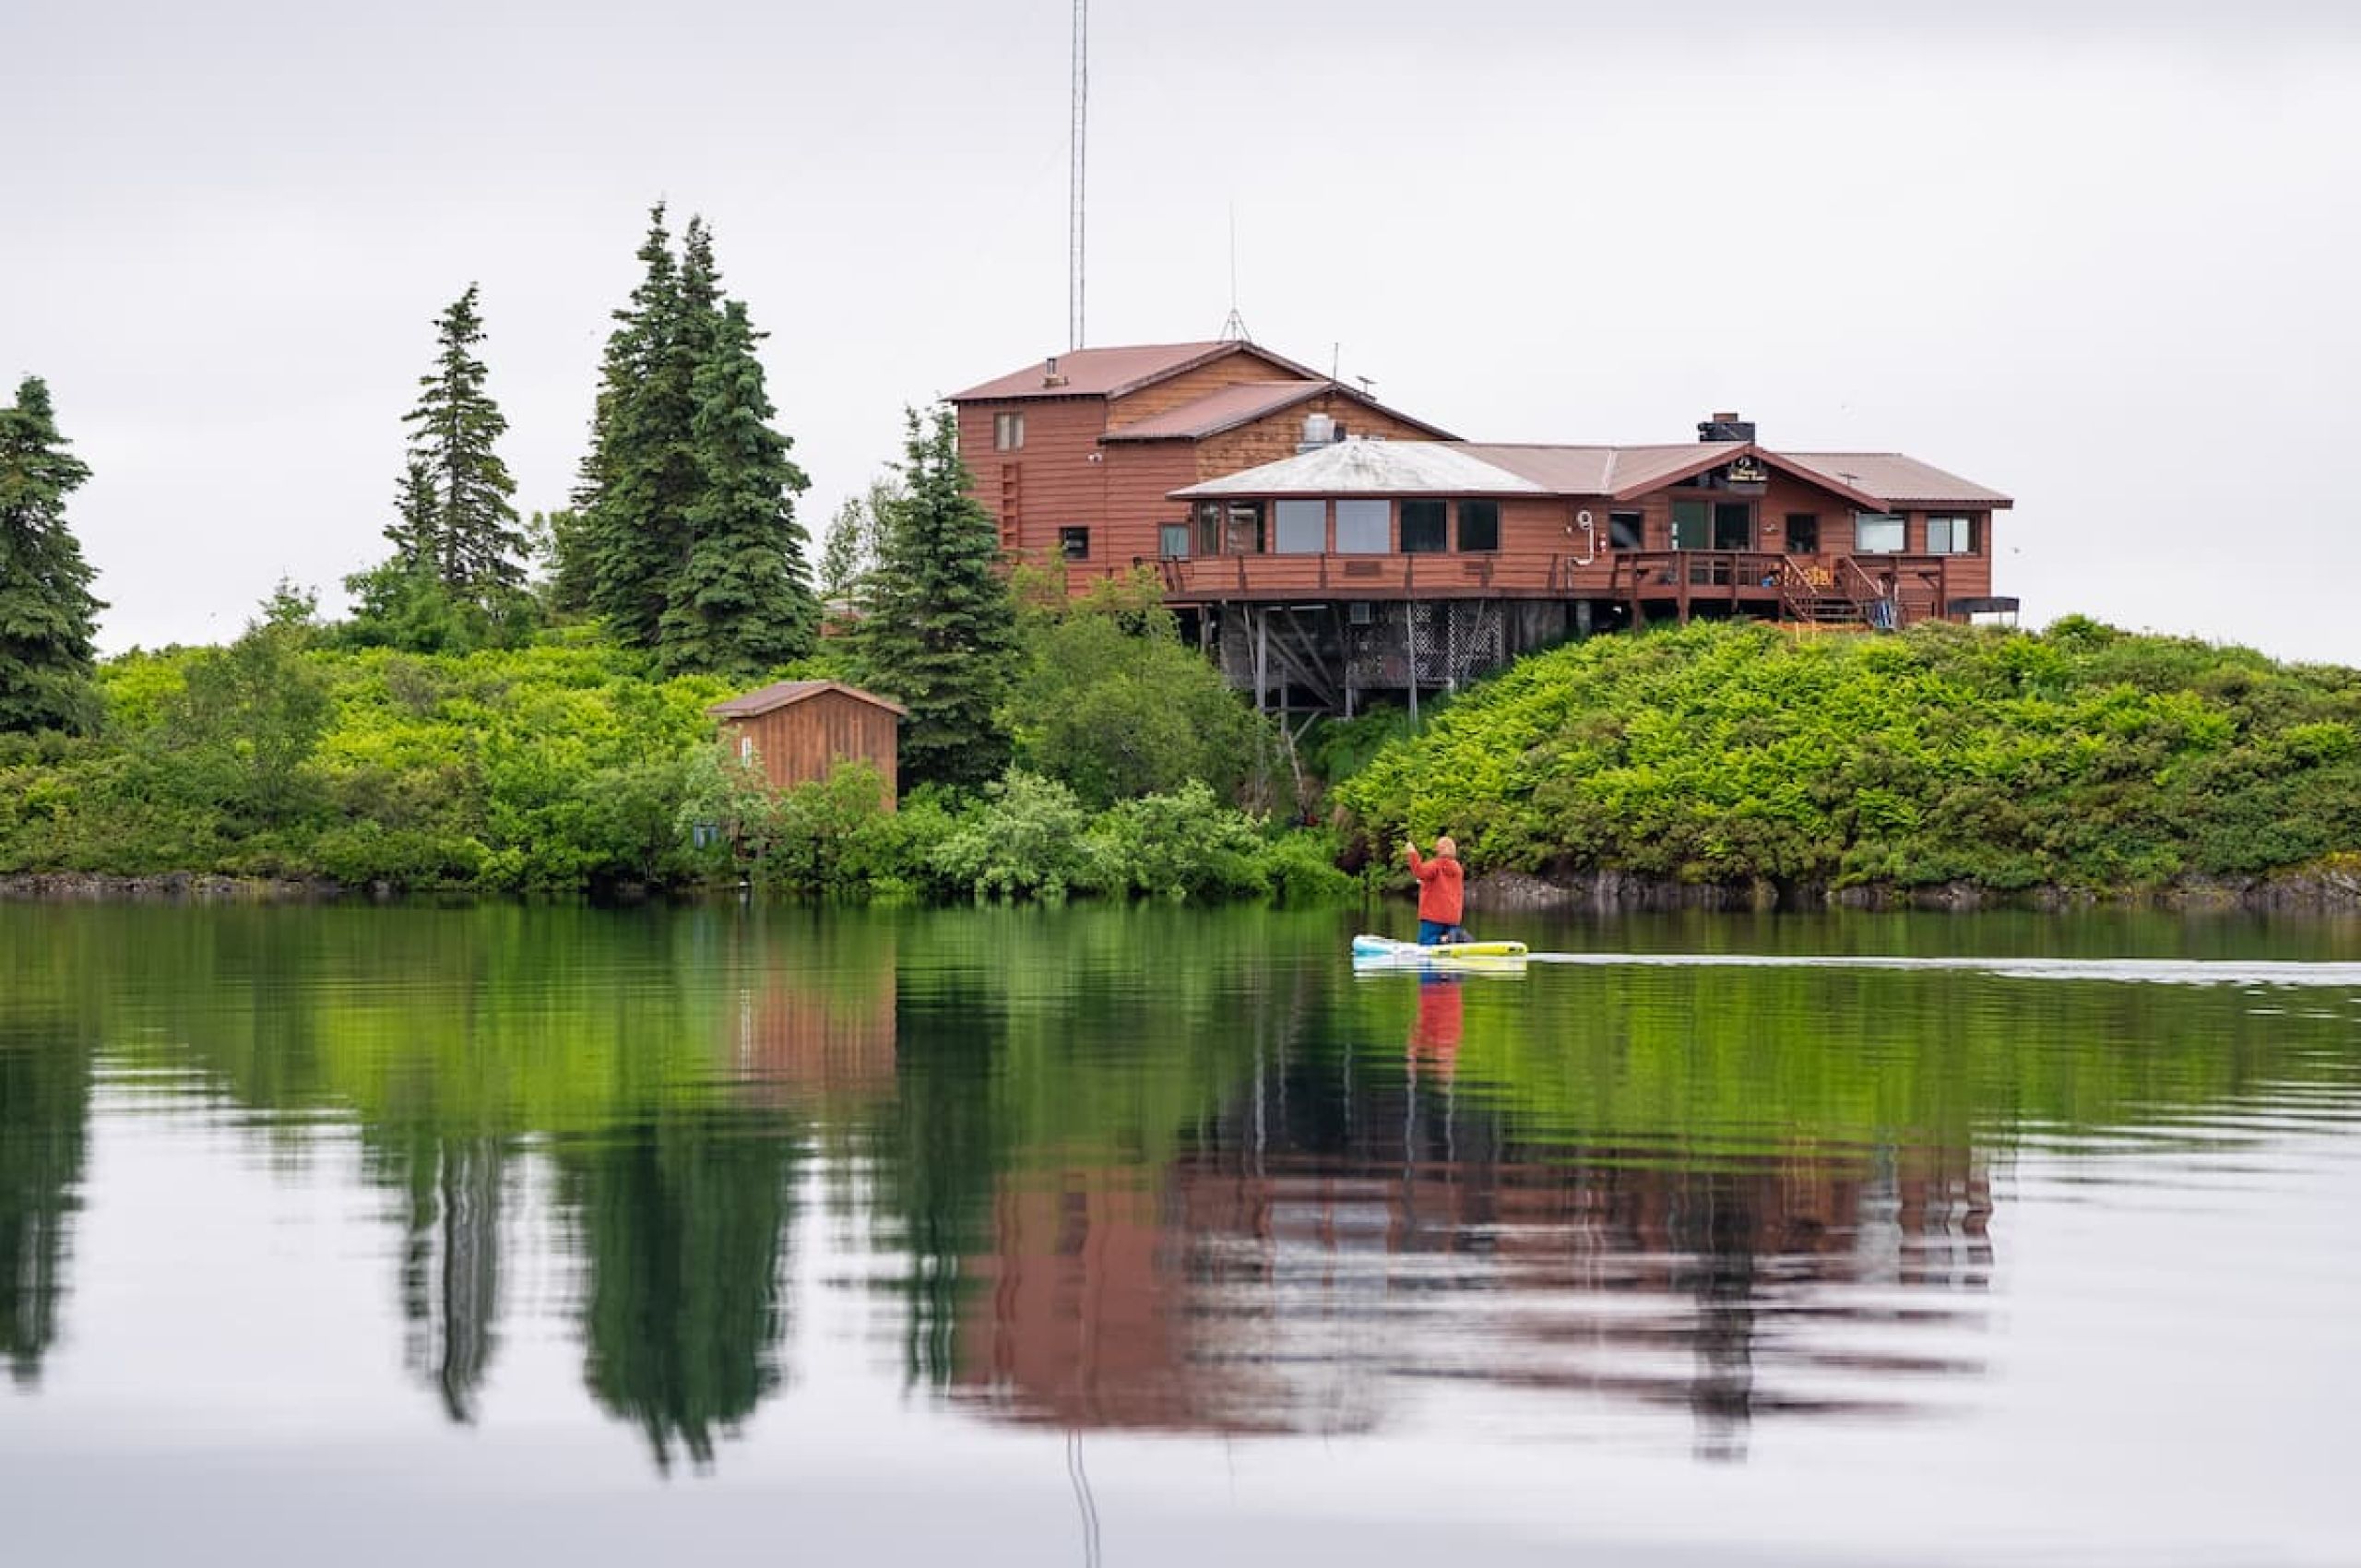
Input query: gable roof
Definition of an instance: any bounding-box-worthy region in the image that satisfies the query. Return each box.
[706,680,909,721]
[1172,438,2012,511]
[948,340,1329,403]
[1104,379,1456,443]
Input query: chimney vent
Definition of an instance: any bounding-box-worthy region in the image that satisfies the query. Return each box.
[1697,410,1755,443]
[1042,355,1067,388]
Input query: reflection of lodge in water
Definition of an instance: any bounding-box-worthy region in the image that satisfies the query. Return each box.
[957,1057,1992,1456]
[732,965,897,1103]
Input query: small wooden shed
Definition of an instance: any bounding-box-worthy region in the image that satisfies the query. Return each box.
[706,680,908,807]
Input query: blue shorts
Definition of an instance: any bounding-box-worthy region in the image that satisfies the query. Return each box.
[1418,920,1469,945]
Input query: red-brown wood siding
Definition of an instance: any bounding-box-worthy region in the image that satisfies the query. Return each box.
[722,691,900,806]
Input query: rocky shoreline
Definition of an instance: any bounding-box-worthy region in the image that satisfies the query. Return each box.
[0,872,343,901]
[9,865,2361,914]
[1470,866,2361,915]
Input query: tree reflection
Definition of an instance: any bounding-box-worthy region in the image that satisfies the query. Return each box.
[558,1113,801,1473]
[392,1134,508,1423]
[0,1024,89,1387]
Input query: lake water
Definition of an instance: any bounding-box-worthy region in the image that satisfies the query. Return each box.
[3,901,2357,1566]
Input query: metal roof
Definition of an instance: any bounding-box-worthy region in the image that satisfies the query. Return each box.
[1172,439,1547,499]
[1172,439,2011,510]
[706,680,908,720]
[1105,381,1456,443]
[948,340,1325,403]
[1774,453,2013,508]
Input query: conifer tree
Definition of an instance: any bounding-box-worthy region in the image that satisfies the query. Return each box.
[0,376,103,735]
[658,301,819,678]
[384,457,438,571]
[581,206,700,649]
[400,284,525,609]
[853,406,1017,790]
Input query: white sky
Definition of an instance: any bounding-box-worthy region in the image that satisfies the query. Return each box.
[7,1,2358,659]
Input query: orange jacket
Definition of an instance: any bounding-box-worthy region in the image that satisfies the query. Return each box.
[1406,845,1464,924]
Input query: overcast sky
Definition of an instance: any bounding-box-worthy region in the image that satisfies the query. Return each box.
[8,1,2358,659]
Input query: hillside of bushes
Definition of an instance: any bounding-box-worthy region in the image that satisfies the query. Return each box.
[1335,617,2361,894]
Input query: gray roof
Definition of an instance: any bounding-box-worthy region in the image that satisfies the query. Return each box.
[1171,438,2012,510]
[1172,439,1547,499]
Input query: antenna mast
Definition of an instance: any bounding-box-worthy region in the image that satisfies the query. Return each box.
[1069,0,1088,350]
[1218,205,1251,342]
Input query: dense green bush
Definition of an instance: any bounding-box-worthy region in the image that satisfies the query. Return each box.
[1337,619,2361,891]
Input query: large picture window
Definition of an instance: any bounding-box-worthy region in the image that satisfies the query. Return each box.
[1274,499,1325,554]
[1223,502,1264,553]
[1335,499,1389,553]
[1855,513,1905,554]
[1401,499,1448,553]
[1458,500,1500,552]
[1928,515,1975,554]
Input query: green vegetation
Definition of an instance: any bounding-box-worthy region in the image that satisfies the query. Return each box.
[0,376,102,736]
[1337,618,2361,892]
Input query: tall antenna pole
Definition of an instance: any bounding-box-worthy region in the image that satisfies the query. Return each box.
[1069,0,1087,351]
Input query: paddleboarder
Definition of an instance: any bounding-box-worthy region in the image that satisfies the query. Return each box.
[1405,835,1471,946]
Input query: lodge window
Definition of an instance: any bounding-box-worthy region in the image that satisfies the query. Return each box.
[1928,515,1975,554]
[1060,527,1089,562]
[1401,499,1448,553]
[1672,498,1753,551]
[1458,499,1500,552]
[1223,501,1264,553]
[1336,499,1389,553]
[993,411,1025,451]
[1274,499,1324,554]
[1608,511,1644,551]
[1158,522,1191,559]
[1855,512,1905,554]
[1785,513,1821,553]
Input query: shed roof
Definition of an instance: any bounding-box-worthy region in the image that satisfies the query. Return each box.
[707,680,909,720]
[948,340,1324,403]
[1172,438,2011,510]
[1104,380,1455,443]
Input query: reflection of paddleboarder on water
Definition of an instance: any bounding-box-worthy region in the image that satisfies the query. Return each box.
[1407,971,1465,1081]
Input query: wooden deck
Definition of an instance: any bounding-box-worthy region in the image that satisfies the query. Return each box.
[1143,549,1968,628]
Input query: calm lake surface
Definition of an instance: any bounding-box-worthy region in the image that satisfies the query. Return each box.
[4,901,2358,1566]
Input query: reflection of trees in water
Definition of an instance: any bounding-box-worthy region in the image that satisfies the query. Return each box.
[0,1025,89,1387]
[557,1116,801,1473]
[390,1134,508,1423]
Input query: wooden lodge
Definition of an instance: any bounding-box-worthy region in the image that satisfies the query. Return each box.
[948,339,1453,576]
[706,680,908,805]
[950,342,2013,715]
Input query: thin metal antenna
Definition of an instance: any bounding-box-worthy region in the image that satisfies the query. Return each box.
[1218,205,1251,341]
[1069,0,1087,351]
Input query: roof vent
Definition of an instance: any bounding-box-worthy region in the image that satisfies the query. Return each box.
[1042,355,1067,388]
[1698,410,1755,443]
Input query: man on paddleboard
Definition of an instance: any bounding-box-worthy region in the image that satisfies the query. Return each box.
[1405,836,1471,946]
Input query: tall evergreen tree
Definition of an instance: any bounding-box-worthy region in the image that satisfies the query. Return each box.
[853,406,1017,790]
[0,376,103,735]
[581,206,701,649]
[658,301,819,678]
[400,284,525,608]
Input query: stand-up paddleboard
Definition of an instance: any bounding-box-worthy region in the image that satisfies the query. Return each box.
[1351,934,1529,973]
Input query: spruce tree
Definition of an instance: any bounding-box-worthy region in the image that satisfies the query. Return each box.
[853,406,1017,790]
[384,457,438,571]
[658,301,819,678]
[582,206,701,649]
[401,284,525,609]
[0,376,103,735]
